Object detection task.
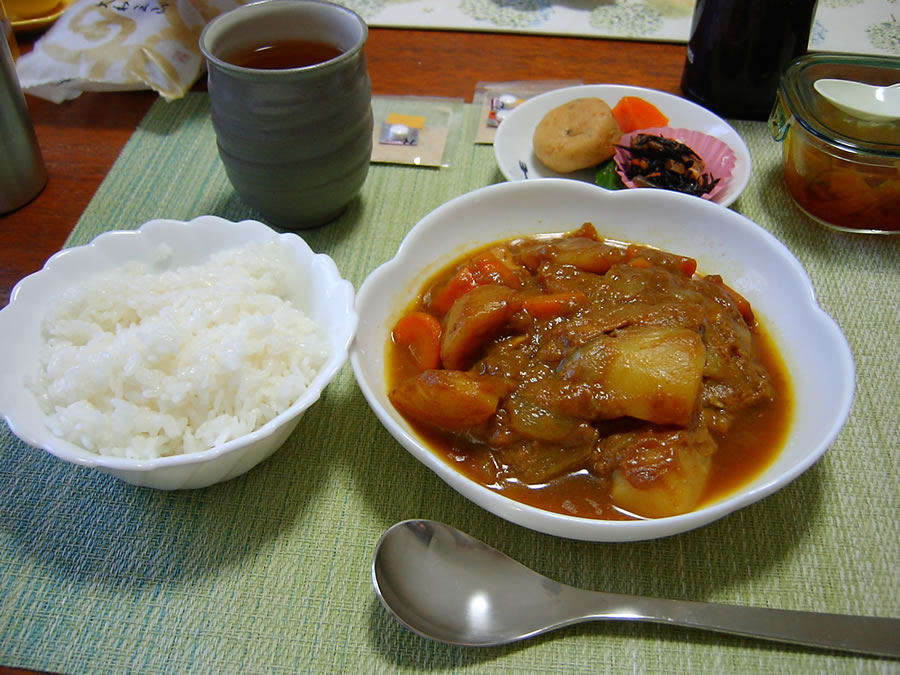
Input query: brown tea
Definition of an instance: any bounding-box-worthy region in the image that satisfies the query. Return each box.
[225,39,344,70]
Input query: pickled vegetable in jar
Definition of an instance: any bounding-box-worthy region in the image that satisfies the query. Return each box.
[770,54,900,234]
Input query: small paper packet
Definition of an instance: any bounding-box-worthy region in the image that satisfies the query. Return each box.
[472,80,583,144]
[16,0,241,103]
[370,96,464,168]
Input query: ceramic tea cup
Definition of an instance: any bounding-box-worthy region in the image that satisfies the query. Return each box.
[199,0,373,229]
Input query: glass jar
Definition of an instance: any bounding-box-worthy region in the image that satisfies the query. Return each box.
[769,53,900,234]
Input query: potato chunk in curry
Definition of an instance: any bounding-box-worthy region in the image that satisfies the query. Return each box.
[602,426,715,518]
[558,326,706,427]
[389,370,501,432]
[387,224,782,520]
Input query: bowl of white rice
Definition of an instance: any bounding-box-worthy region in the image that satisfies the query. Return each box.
[0,216,357,489]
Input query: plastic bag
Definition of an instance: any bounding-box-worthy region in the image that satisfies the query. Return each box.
[16,0,241,102]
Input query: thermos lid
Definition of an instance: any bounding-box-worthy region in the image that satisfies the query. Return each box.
[770,53,900,159]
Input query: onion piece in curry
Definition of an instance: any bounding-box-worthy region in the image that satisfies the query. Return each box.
[387,224,792,520]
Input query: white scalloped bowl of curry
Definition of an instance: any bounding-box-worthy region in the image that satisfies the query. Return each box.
[351,179,854,542]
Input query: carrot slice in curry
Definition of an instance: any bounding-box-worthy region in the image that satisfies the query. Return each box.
[392,312,443,370]
[429,266,479,315]
[473,252,521,288]
[429,253,520,314]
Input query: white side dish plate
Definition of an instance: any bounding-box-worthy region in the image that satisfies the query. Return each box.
[494,84,752,208]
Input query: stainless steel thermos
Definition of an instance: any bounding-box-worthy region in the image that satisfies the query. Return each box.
[1,3,47,214]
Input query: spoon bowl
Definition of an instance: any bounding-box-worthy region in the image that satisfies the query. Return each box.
[372,519,900,656]
[813,78,900,122]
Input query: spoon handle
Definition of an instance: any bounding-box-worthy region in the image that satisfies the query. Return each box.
[582,591,900,658]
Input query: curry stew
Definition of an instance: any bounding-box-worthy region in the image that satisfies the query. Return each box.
[387,224,792,520]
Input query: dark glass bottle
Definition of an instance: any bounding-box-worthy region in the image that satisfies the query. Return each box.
[680,0,819,120]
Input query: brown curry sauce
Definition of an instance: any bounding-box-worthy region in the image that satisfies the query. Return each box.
[386,225,793,521]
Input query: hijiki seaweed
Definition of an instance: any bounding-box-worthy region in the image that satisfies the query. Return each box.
[616,134,719,197]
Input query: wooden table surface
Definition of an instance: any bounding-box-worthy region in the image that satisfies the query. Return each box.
[0,28,685,310]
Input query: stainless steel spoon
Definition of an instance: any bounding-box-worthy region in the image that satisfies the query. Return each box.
[372,519,900,657]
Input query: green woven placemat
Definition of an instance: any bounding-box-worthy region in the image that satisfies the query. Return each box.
[1,94,897,675]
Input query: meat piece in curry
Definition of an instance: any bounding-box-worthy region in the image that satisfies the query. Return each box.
[387,224,790,520]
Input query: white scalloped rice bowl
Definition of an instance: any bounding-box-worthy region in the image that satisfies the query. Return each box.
[350,180,854,542]
[494,84,752,208]
[0,216,357,490]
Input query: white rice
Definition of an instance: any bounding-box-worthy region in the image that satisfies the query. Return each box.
[31,240,329,460]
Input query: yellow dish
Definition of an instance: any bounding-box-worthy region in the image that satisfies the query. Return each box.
[11,0,73,32]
